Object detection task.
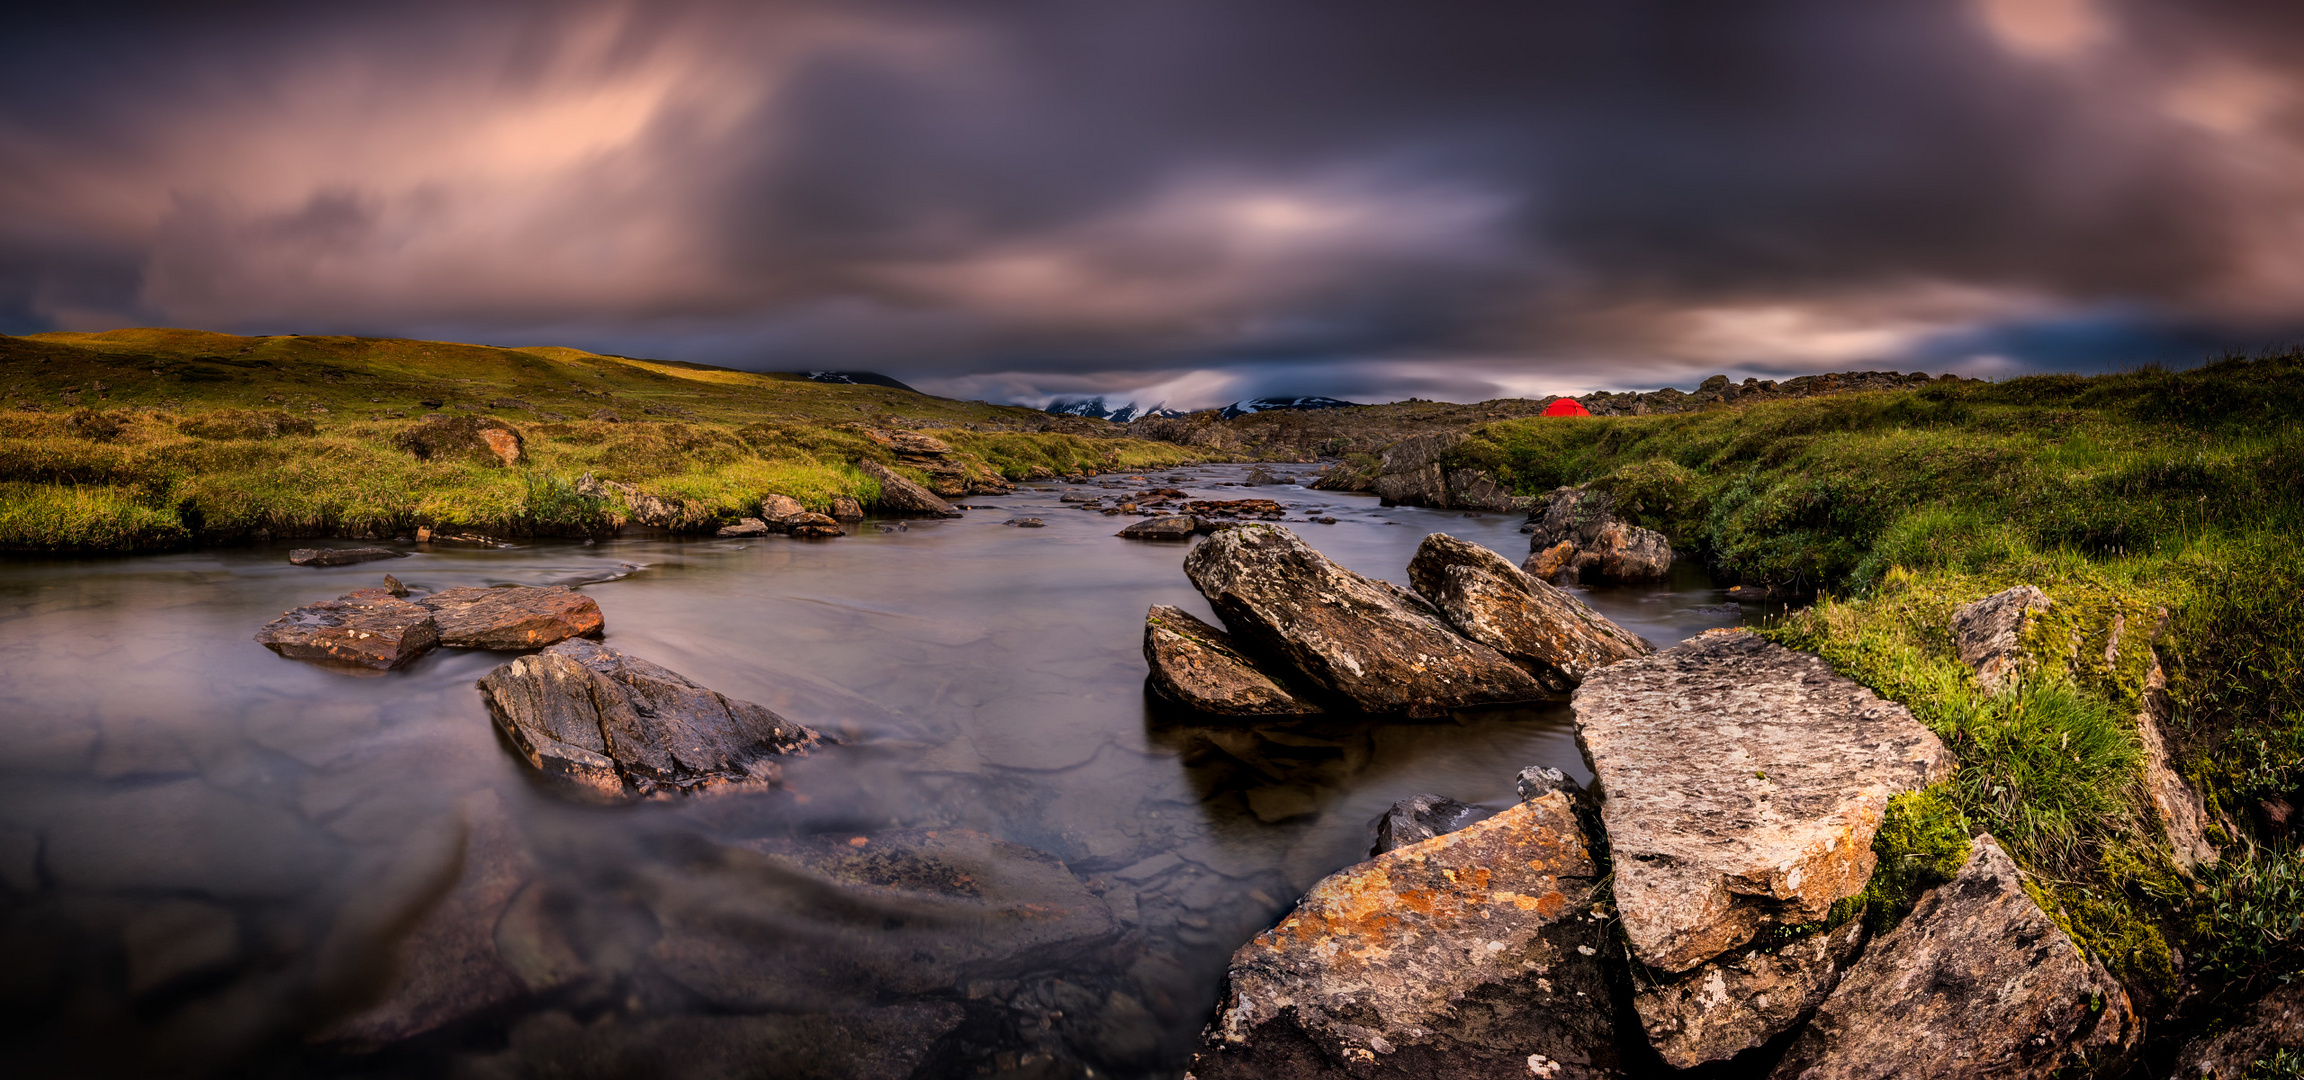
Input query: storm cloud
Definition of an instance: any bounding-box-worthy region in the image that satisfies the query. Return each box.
[2,0,2300,407]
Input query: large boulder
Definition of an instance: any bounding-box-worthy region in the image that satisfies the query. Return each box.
[1192,791,1622,1080]
[256,590,439,669]
[1950,585,2053,692]
[1368,431,1464,508]
[858,459,963,517]
[1184,525,1547,717]
[1521,487,1672,583]
[1407,533,1653,691]
[478,639,820,801]
[1143,605,1323,717]
[1631,918,1867,1068]
[1573,630,1952,972]
[1769,835,2138,1079]
[421,585,604,650]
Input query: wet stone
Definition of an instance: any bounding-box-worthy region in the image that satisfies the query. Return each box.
[255,591,439,669]
[858,459,962,517]
[1369,792,1487,855]
[1632,918,1868,1068]
[287,547,407,567]
[1118,515,1198,540]
[421,585,603,650]
[1143,605,1323,717]
[1407,532,1652,690]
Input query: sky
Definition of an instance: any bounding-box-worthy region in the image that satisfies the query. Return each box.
[2,0,2301,410]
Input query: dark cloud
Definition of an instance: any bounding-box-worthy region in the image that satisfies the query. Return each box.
[1,0,2300,406]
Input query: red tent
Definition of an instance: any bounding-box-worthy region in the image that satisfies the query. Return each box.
[1541,398,1592,417]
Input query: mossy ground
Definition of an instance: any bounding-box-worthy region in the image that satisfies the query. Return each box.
[0,329,1225,549]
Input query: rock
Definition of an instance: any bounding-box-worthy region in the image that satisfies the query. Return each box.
[383,574,408,597]
[1192,792,1622,1079]
[1516,765,1584,803]
[758,493,807,522]
[889,432,952,456]
[478,638,820,801]
[1118,515,1199,540]
[1526,541,1580,583]
[1369,431,1464,507]
[1143,605,1323,717]
[829,495,863,521]
[1951,585,2053,693]
[717,518,772,538]
[1444,468,1539,513]
[1769,834,2138,1080]
[858,459,963,517]
[1244,465,1280,485]
[288,547,407,567]
[1183,524,1546,717]
[2170,981,2304,1079]
[1522,487,1673,583]
[591,478,715,531]
[2133,653,2217,870]
[1573,630,1952,971]
[394,415,525,467]
[1004,517,1046,528]
[1407,533,1653,690]
[421,585,604,650]
[1369,793,1486,855]
[478,427,523,466]
[1632,918,1868,1067]
[785,512,843,538]
[256,591,440,669]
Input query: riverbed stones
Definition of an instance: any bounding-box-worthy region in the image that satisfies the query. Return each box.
[1183,524,1546,718]
[1522,486,1673,584]
[1369,793,1486,855]
[1951,585,2053,692]
[478,638,820,801]
[1144,605,1323,716]
[1118,515,1199,540]
[1631,918,1867,1068]
[288,546,407,567]
[1573,630,1952,972]
[1768,834,2138,1080]
[421,585,603,649]
[784,512,843,538]
[1191,791,1621,1080]
[1407,533,1653,691]
[256,591,441,669]
[858,459,963,517]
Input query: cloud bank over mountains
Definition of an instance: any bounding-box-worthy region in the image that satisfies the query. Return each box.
[2,0,2301,408]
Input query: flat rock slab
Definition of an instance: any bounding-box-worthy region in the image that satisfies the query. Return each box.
[858,459,962,517]
[1184,524,1545,717]
[421,585,603,650]
[256,591,440,669]
[1769,835,2137,1080]
[288,547,407,567]
[1193,791,1622,1080]
[478,639,819,801]
[1118,515,1198,540]
[1573,630,1951,971]
[1144,605,1322,716]
[1408,533,1652,691]
[1632,918,1867,1068]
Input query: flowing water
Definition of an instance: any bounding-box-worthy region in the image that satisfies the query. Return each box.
[0,466,1767,1078]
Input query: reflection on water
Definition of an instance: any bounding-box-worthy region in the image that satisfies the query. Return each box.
[0,466,1762,1078]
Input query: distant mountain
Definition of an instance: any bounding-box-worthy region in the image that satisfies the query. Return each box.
[1217,395,1359,420]
[1043,396,1186,423]
[804,370,918,393]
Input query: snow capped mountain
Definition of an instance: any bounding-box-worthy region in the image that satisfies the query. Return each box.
[804,370,918,393]
[1217,396,1358,420]
[1043,397,1185,423]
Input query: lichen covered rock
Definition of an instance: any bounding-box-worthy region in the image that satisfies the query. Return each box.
[1407,533,1652,690]
[1950,585,2053,693]
[858,459,963,517]
[421,585,604,650]
[1143,605,1323,716]
[256,591,440,669]
[1632,918,1867,1068]
[1520,486,1672,584]
[1119,515,1200,540]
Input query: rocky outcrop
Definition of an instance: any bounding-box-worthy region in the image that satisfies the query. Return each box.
[1368,432,1464,507]
[1369,793,1486,855]
[1193,792,1621,1080]
[580,476,717,532]
[1521,487,1672,584]
[1118,515,1199,540]
[255,589,440,669]
[2170,981,2304,1079]
[478,639,820,801]
[421,585,604,650]
[1407,533,1652,691]
[1769,834,2138,1079]
[288,547,406,567]
[1951,585,2053,692]
[857,459,963,517]
[1143,605,1323,716]
[1573,630,1952,972]
[1183,524,1546,717]
[1631,918,1868,1068]
[2136,656,2218,870]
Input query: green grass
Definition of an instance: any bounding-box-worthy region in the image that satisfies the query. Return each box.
[0,329,1231,548]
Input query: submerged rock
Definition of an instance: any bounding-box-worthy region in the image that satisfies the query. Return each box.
[1118,515,1199,540]
[1632,918,1867,1068]
[421,585,604,650]
[478,639,820,801]
[858,459,963,518]
[1369,793,1487,855]
[1769,834,2138,1080]
[1143,605,1323,716]
[256,591,440,669]
[1521,486,1673,584]
[1573,630,1952,972]
[1183,524,1546,717]
[1192,791,1622,1079]
[1407,533,1652,691]
[288,547,407,567]
[1950,585,2053,692]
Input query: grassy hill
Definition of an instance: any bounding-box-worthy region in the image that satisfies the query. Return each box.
[0,328,1219,550]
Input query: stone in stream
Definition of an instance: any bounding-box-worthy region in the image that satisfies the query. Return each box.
[716,518,773,538]
[784,512,843,538]
[1368,792,1486,855]
[420,585,604,650]
[288,546,407,567]
[1183,524,1547,718]
[829,495,864,521]
[1950,584,2053,692]
[1407,533,1653,691]
[857,459,963,518]
[1143,605,1323,717]
[758,493,807,524]
[1191,791,1622,1080]
[1572,630,1952,973]
[1632,918,1868,1068]
[478,638,820,801]
[1118,515,1199,540]
[1768,835,2138,1080]
[256,591,440,669]
[1521,486,1673,584]
[1003,517,1045,528]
